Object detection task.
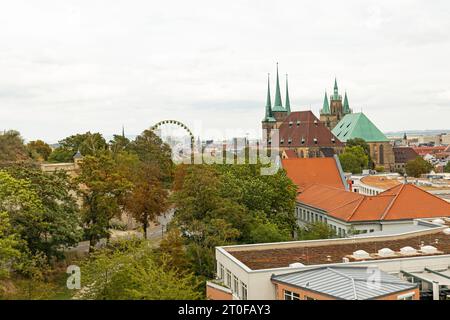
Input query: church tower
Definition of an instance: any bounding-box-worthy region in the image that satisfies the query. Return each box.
[320,78,352,130]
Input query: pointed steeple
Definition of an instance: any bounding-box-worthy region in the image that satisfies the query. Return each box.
[343,92,350,114]
[285,74,291,114]
[321,91,330,114]
[272,63,285,112]
[264,73,276,122]
[332,77,341,101]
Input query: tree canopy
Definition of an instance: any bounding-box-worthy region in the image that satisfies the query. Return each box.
[405,157,433,178]
[338,145,369,174]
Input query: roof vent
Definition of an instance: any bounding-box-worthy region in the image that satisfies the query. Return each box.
[432,218,445,225]
[421,245,438,254]
[400,246,417,255]
[443,228,450,235]
[378,248,395,257]
[289,262,305,268]
[353,250,370,259]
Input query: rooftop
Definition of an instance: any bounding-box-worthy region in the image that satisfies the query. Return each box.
[226,225,450,270]
[271,266,417,300]
[282,157,347,192]
[360,175,450,191]
[278,111,343,148]
[297,183,450,222]
[331,113,389,143]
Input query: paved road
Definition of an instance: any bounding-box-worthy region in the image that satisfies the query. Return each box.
[67,208,175,255]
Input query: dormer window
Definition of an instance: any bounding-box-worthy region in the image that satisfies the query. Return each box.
[289,121,293,127]
[313,138,318,144]
[314,120,318,126]
[331,138,336,143]
[268,139,272,145]
[296,120,300,127]
[280,138,284,144]
[288,138,292,144]
[301,137,305,144]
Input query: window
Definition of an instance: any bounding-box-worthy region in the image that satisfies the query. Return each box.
[241,282,248,300]
[233,276,239,295]
[397,292,415,300]
[219,263,224,280]
[284,290,300,300]
[226,270,232,287]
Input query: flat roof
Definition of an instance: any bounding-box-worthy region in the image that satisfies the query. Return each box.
[226,227,450,270]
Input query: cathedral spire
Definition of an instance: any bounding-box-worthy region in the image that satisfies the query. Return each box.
[321,91,330,114]
[285,74,291,114]
[272,63,284,111]
[264,73,275,122]
[343,92,350,114]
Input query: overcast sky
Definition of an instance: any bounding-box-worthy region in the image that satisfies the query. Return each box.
[1,0,449,142]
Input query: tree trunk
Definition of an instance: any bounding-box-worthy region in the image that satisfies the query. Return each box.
[143,222,148,239]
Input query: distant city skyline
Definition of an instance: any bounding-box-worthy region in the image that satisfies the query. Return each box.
[1,0,450,143]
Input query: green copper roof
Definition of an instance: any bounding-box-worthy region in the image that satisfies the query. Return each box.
[285,74,291,114]
[263,73,276,122]
[343,92,350,114]
[272,63,286,112]
[331,113,389,142]
[321,91,330,114]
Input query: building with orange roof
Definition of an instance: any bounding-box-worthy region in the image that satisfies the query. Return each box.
[281,156,348,192]
[295,183,450,237]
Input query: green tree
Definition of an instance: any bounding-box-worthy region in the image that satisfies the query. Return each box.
[79,240,202,300]
[339,145,369,174]
[298,222,336,240]
[0,212,21,280]
[405,157,433,178]
[48,132,108,163]
[127,129,174,183]
[0,171,45,253]
[444,162,450,173]
[109,135,130,155]
[0,130,29,162]
[26,140,52,161]
[346,138,373,169]
[76,155,132,250]
[4,165,82,259]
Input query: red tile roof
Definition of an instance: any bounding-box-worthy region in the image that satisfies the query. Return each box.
[297,183,450,222]
[282,158,346,192]
[412,146,447,156]
[278,111,343,148]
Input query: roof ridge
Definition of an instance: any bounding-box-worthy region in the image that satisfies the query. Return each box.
[380,183,405,220]
[327,268,358,299]
[329,196,364,212]
[346,196,366,222]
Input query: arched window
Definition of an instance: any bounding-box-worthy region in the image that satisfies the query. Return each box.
[379,144,384,164]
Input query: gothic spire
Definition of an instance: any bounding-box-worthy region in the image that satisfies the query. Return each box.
[273,63,284,111]
[321,91,330,114]
[264,73,275,122]
[343,91,350,114]
[285,74,291,114]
